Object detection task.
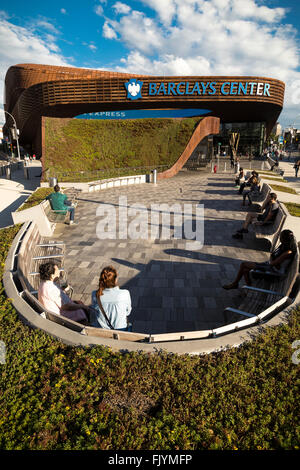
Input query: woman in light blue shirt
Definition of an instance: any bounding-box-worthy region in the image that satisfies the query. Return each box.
[90,266,131,330]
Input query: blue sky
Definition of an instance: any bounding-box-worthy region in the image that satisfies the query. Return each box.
[1,0,300,128]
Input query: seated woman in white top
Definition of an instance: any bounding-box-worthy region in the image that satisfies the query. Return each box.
[90,266,131,331]
[38,262,90,324]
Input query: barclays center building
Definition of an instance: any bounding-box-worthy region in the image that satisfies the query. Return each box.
[4,63,285,157]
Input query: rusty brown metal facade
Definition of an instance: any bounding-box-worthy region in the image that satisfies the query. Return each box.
[4,63,285,155]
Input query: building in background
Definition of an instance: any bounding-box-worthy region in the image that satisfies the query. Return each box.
[272,122,282,137]
[4,64,285,159]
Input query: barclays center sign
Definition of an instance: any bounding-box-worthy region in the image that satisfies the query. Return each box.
[125,78,271,100]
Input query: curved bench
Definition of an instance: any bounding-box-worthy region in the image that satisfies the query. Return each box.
[253,202,287,252]
[249,182,271,212]
[267,156,284,176]
[17,221,65,294]
[4,220,300,354]
[9,221,151,344]
[222,237,299,329]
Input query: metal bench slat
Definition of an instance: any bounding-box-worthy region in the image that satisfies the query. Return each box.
[32,254,64,260]
[224,307,256,318]
[242,285,283,296]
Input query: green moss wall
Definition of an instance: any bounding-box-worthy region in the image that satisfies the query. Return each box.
[44,117,201,179]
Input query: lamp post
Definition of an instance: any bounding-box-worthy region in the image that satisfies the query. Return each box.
[4,110,21,161]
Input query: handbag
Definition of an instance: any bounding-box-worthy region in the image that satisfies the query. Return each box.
[95,293,132,331]
[96,293,114,329]
[96,294,132,331]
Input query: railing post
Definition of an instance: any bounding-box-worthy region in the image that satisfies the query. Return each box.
[152,169,157,184]
[5,165,11,180]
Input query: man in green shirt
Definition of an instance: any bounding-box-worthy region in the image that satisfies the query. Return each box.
[46,185,76,224]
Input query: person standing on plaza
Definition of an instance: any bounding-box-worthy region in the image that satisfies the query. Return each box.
[229,150,234,169]
[294,160,300,177]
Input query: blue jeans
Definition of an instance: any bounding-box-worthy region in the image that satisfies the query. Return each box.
[64,200,75,221]
[117,324,132,332]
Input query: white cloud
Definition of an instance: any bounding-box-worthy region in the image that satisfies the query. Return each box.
[0,18,70,124]
[95,5,104,16]
[140,0,176,26]
[113,2,131,15]
[102,21,118,39]
[0,0,299,130]
[105,0,300,127]
[104,10,163,54]
[116,51,211,76]
[35,19,60,35]
[60,8,67,15]
[88,44,97,51]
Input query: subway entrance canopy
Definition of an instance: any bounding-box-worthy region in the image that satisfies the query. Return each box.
[4,63,285,155]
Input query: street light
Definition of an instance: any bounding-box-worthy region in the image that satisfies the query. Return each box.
[292,113,300,128]
[4,110,21,161]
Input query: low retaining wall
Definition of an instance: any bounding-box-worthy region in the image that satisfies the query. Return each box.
[40,174,148,193]
[4,221,300,356]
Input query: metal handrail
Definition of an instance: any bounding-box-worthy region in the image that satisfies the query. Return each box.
[47,165,170,182]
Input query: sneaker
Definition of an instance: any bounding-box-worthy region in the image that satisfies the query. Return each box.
[232,232,243,239]
[69,221,77,225]
[222,283,239,290]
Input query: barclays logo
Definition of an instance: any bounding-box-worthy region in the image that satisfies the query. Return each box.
[125,79,143,100]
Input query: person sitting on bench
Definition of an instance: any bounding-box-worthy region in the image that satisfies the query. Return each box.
[232,192,279,239]
[223,229,296,289]
[46,184,76,225]
[89,266,132,331]
[242,175,260,206]
[234,168,245,187]
[38,261,90,324]
[238,171,259,194]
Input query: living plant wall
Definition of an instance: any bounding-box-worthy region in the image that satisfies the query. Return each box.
[43,116,202,179]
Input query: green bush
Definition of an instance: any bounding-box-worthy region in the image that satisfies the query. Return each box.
[269,184,298,195]
[17,188,54,211]
[0,226,299,450]
[284,202,300,218]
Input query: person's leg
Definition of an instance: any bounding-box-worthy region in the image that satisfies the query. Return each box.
[239,182,245,194]
[233,213,254,238]
[247,192,252,206]
[67,207,75,222]
[239,212,256,231]
[242,191,248,206]
[223,261,256,289]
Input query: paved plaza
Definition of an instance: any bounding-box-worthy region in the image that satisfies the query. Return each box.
[56,171,269,335]
[0,161,41,228]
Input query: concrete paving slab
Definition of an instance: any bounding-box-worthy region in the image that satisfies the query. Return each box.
[0,161,42,228]
[55,170,295,335]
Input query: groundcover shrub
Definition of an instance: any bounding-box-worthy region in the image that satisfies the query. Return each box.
[44,117,201,180]
[17,188,53,212]
[0,226,299,450]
